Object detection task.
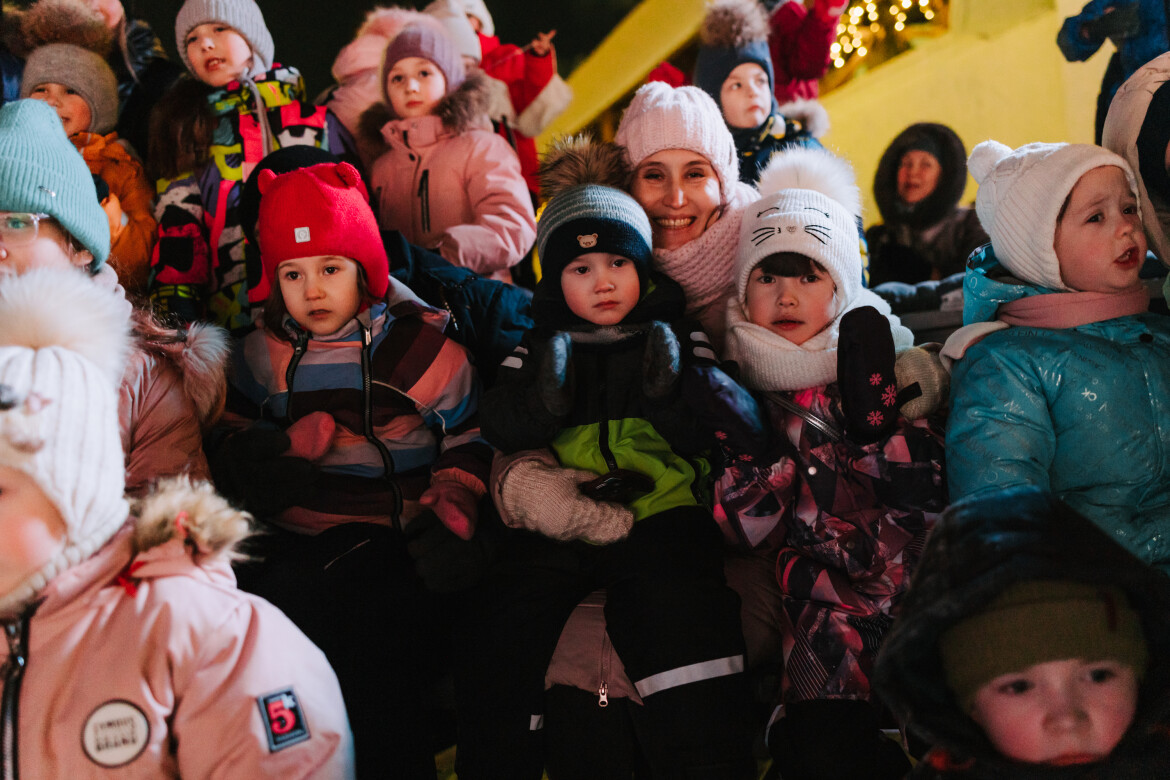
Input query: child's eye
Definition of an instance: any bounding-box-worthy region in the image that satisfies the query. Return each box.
[185,36,197,46]
[1087,667,1118,684]
[756,273,774,284]
[1124,204,1139,215]
[65,88,78,95]
[1086,213,1103,223]
[802,274,820,284]
[998,679,1033,695]
[390,75,403,84]
[282,271,300,281]
[31,86,46,94]
[612,258,627,268]
[570,265,588,275]
[214,25,229,33]
[323,265,339,274]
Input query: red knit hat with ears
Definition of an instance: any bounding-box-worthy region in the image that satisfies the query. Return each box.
[251,162,390,304]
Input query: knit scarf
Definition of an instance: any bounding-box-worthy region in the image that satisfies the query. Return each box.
[652,180,757,315]
[997,285,1150,328]
[724,288,914,391]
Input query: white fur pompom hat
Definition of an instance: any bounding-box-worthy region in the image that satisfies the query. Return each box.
[734,145,862,308]
[969,140,1140,291]
[0,268,131,618]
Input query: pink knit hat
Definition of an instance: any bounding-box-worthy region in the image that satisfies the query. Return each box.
[380,22,466,109]
[614,82,740,200]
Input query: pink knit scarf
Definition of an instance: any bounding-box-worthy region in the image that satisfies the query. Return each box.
[997,285,1150,328]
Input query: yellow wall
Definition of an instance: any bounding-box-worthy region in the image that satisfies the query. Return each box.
[820,0,1112,223]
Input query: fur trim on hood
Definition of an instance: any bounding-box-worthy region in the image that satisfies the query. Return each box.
[700,0,769,48]
[12,0,113,58]
[539,135,631,201]
[358,69,490,146]
[756,145,861,219]
[134,316,230,428]
[777,98,830,139]
[132,476,252,560]
[873,122,970,229]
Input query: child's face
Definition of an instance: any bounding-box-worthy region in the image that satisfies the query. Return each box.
[28,83,92,137]
[971,658,1138,766]
[560,252,640,326]
[276,255,363,336]
[744,263,837,346]
[0,466,66,598]
[184,23,254,87]
[0,213,92,276]
[896,150,941,205]
[720,63,771,130]
[385,57,447,119]
[1055,166,1146,293]
[630,150,722,251]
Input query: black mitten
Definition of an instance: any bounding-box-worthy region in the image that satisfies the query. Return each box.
[91,174,110,203]
[208,424,319,517]
[1083,4,1140,43]
[537,331,574,417]
[837,306,899,443]
[404,511,494,593]
[642,321,680,399]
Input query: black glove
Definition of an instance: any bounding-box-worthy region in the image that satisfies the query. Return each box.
[91,174,110,203]
[208,424,319,517]
[1083,4,1140,43]
[404,511,494,593]
[837,306,899,444]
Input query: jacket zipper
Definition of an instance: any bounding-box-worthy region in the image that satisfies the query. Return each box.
[417,170,431,235]
[596,357,618,472]
[284,330,309,423]
[2,610,33,780]
[597,629,611,708]
[361,325,403,529]
[764,391,842,442]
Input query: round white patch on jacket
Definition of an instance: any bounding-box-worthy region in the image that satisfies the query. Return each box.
[82,700,150,767]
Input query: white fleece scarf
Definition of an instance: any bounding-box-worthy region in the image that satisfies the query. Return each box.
[724,288,914,391]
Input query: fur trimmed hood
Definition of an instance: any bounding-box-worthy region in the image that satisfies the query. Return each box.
[132,476,252,560]
[539,134,631,201]
[777,98,830,139]
[874,122,970,229]
[358,69,491,151]
[7,0,113,58]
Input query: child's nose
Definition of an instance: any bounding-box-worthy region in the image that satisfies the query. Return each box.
[1044,694,1090,733]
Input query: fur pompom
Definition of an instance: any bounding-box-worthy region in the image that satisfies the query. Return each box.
[0,268,131,387]
[539,135,631,201]
[133,476,253,560]
[701,0,769,48]
[756,147,862,219]
[17,0,113,57]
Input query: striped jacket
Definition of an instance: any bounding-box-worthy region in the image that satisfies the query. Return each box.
[230,290,490,534]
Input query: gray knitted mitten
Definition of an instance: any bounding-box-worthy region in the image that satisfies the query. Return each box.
[894,344,950,420]
[499,457,634,544]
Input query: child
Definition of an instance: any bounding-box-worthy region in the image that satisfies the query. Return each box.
[362,22,536,283]
[148,0,354,334]
[717,147,947,780]
[694,0,825,186]
[944,140,1170,573]
[21,42,157,293]
[0,266,352,777]
[220,161,491,779]
[876,486,1170,777]
[462,139,760,779]
[866,123,989,286]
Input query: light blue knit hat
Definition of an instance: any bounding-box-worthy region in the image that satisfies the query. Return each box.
[0,100,109,269]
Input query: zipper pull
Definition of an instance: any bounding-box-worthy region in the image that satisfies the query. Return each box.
[597,681,608,708]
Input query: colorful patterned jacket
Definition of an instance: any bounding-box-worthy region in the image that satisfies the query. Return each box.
[715,384,946,702]
[149,65,355,335]
[227,286,490,535]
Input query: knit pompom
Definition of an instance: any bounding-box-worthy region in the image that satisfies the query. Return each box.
[700,0,769,48]
[756,147,862,219]
[0,268,131,387]
[540,135,631,201]
[967,140,1012,185]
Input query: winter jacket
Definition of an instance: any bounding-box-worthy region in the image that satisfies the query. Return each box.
[733,101,826,186]
[768,0,837,104]
[946,245,1170,572]
[874,487,1170,779]
[228,286,490,535]
[866,123,989,286]
[0,45,20,107]
[111,18,184,159]
[73,131,156,294]
[385,229,532,387]
[482,277,761,523]
[366,75,537,282]
[0,479,354,779]
[1058,0,1169,112]
[715,384,945,702]
[478,32,573,197]
[149,65,355,334]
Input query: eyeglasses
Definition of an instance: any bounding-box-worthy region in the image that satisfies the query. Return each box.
[0,213,53,247]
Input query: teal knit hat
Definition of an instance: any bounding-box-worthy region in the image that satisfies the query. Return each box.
[0,100,109,269]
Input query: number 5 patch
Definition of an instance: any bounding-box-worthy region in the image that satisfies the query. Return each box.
[257,688,311,751]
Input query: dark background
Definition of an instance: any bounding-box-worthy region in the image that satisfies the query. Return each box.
[124,0,641,97]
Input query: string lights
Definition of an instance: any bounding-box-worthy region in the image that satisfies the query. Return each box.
[830,0,943,69]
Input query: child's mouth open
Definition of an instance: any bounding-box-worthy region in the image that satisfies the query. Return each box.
[1115,246,1141,268]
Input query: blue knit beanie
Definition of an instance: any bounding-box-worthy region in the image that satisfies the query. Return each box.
[0,100,109,269]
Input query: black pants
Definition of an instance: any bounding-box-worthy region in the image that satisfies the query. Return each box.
[235,523,450,780]
[453,507,755,780]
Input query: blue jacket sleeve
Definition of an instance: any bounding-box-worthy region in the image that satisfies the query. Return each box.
[1057,0,1111,61]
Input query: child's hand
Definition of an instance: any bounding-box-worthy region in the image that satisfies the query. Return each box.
[419,481,479,540]
[529,30,556,56]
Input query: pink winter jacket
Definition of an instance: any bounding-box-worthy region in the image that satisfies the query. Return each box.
[369,111,536,282]
[0,480,354,778]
